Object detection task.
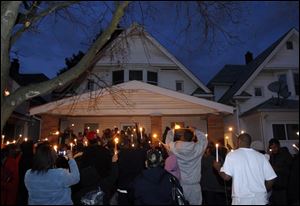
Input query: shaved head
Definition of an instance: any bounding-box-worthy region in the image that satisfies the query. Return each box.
[238,133,252,148]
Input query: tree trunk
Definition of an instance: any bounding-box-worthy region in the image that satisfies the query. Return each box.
[1,1,130,134]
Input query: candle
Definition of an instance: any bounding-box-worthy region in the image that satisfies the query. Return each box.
[70,143,73,151]
[139,127,143,139]
[45,138,48,141]
[74,138,77,145]
[71,123,74,127]
[84,141,88,147]
[13,140,16,144]
[132,143,135,147]
[1,135,4,145]
[96,129,99,134]
[216,143,219,162]
[292,144,299,151]
[6,141,10,145]
[53,145,58,152]
[24,137,28,142]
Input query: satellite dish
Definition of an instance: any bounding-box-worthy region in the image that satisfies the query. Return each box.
[268,81,281,92]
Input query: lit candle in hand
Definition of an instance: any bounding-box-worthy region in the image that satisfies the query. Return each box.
[216,143,219,162]
[139,127,143,140]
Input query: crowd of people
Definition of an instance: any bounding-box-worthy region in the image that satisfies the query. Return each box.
[1,125,299,205]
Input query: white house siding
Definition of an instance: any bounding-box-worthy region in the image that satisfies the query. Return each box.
[240,113,264,146]
[266,34,299,68]
[77,32,200,96]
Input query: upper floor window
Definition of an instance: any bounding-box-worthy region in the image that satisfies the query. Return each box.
[293,73,299,95]
[254,87,263,97]
[286,41,293,50]
[87,79,94,91]
[129,70,143,81]
[272,124,299,140]
[112,70,124,85]
[176,80,184,92]
[147,71,158,85]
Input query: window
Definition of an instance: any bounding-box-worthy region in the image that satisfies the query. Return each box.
[87,79,94,90]
[147,71,158,85]
[254,87,263,96]
[293,73,299,95]
[129,70,143,81]
[272,124,299,140]
[176,80,184,92]
[286,41,293,50]
[278,74,289,92]
[112,70,124,85]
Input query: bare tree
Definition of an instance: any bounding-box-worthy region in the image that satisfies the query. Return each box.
[1,1,243,133]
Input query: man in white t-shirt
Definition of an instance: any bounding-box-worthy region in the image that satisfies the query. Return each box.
[213,133,277,205]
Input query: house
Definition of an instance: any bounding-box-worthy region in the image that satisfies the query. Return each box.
[207,28,299,154]
[2,59,50,143]
[29,24,233,144]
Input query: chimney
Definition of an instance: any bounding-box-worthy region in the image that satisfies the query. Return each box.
[245,51,253,64]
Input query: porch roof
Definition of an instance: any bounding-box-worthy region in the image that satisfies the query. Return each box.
[30,81,233,116]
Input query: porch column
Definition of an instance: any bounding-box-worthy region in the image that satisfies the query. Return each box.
[40,114,60,144]
[207,114,224,145]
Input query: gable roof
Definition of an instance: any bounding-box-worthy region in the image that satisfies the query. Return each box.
[30,80,233,116]
[207,64,247,89]
[213,28,298,105]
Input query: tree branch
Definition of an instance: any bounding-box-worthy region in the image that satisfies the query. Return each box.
[9,1,131,108]
[11,1,80,45]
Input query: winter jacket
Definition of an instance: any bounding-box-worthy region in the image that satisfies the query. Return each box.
[131,167,174,205]
[166,129,207,185]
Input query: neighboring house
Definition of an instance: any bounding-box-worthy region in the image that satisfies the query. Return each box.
[2,59,50,143]
[29,24,233,144]
[208,28,299,154]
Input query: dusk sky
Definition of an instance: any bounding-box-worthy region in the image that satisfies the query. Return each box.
[12,1,299,85]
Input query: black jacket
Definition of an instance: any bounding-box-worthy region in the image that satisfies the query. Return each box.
[131,167,174,205]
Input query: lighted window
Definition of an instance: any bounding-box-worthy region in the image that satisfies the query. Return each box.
[112,70,124,85]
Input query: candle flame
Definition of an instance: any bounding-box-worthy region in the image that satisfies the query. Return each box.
[24,137,28,142]
[132,143,135,147]
[292,144,299,150]
[114,137,119,144]
[55,131,59,135]
[153,134,157,138]
[241,130,245,134]
[174,124,181,129]
[71,124,74,127]
[2,135,5,139]
[228,127,233,132]
[216,143,219,147]
[225,136,229,139]
[53,145,58,152]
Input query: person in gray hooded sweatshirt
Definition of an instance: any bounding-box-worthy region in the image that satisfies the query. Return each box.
[164,127,208,205]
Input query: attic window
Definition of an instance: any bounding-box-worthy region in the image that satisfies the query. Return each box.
[129,70,143,81]
[176,80,184,92]
[286,41,293,50]
[254,87,263,97]
[87,79,94,91]
[147,71,158,85]
[112,70,124,85]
